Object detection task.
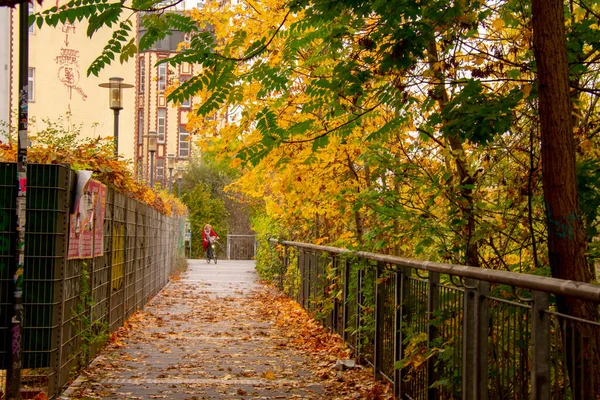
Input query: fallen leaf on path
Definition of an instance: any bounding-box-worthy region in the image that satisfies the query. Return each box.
[264,370,276,379]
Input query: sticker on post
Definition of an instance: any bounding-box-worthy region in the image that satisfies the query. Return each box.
[18,172,27,193]
[18,129,27,148]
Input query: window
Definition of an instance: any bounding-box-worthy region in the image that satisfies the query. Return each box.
[156,158,165,186]
[137,164,144,182]
[155,36,170,50]
[158,64,166,91]
[138,109,144,144]
[179,126,189,157]
[28,68,34,102]
[180,76,191,107]
[29,4,34,34]
[157,109,166,143]
[139,59,145,93]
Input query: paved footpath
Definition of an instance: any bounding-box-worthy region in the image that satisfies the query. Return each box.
[60,259,333,399]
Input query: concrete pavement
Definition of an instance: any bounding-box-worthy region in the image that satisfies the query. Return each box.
[59,259,329,399]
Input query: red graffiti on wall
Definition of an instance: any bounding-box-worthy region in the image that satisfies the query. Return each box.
[54,24,87,101]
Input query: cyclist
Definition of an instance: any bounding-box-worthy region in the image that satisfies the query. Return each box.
[202,224,219,259]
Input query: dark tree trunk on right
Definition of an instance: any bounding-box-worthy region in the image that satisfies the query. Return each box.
[532,0,599,397]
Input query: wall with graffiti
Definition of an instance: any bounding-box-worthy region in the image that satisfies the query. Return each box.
[6,4,136,159]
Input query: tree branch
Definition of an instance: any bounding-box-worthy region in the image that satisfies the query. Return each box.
[280,102,381,144]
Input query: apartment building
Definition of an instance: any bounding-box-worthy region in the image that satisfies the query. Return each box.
[3,3,136,158]
[135,23,193,189]
[2,3,195,187]
[0,8,10,135]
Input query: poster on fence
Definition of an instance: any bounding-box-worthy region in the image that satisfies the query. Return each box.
[67,173,107,260]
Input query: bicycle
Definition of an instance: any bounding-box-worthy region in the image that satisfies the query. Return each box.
[205,238,218,264]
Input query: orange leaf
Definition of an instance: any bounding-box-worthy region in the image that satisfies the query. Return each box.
[263,371,276,379]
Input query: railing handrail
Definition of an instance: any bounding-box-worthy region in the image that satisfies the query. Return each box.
[270,238,600,302]
[227,234,256,237]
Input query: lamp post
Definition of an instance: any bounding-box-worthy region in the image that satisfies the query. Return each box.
[177,165,184,198]
[99,77,133,158]
[146,131,158,188]
[167,154,175,194]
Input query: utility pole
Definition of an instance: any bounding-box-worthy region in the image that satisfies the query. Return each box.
[7,2,29,399]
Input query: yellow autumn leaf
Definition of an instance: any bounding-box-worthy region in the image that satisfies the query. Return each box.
[581,139,592,152]
[492,18,505,30]
[522,84,532,99]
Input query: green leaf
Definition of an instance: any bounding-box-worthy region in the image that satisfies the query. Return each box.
[437,80,523,145]
[312,134,329,151]
[119,38,137,63]
[506,69,521,79]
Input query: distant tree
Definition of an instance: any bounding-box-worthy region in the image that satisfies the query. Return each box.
[181,182,229,258]
[182,154,252,235]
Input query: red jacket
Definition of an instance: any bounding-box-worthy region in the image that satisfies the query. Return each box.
[202,229,218,250]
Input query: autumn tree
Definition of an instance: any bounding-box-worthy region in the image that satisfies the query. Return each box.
[34,0,600,273]
[34,0,600,393]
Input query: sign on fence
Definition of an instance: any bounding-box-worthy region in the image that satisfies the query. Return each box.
[68,174,106,259]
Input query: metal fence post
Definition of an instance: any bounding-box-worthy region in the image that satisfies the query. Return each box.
[106,189,115,333]
[306,251,312,311]
[131,202,137,311]
[427,271,440,399]
[52,166,72,396]
[227,234,231,260]
[463,280,476,400]
[374,261,384,380]
[342,258,350,343]
[122,198,128,319]
[462,279,489,400]
[476,281,489,400]
[305,251,311,309]
[329,255,337,333]
[317,252,323,314]
[395,268,409,398]
[532,291,550,400]
[356,267,364,361]
[281,244,287,294]
[299,249,305,306]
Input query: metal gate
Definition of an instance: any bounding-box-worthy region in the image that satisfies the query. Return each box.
[226,234,256,260]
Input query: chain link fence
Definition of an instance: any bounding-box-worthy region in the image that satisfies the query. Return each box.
[0,163,185,399]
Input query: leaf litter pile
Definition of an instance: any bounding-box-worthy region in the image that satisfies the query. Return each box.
[62,273,393,399]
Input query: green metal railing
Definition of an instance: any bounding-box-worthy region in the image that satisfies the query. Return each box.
[0,163,185,398]
[269,239,600,400]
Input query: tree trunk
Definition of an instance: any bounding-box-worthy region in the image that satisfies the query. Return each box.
[532,0,599,397]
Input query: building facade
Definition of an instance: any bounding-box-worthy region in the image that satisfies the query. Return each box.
[3,3,194,183]
[0,8,10,135]
[134,24,193,190]
[5,3,136,159]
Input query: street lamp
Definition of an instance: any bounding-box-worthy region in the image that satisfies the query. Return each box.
[167,154,175,194]
[177,165,184,198]
[99,77,133,158]
[146,131,158,188]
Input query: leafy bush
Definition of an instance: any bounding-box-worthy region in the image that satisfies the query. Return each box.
[0,114,187,217]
